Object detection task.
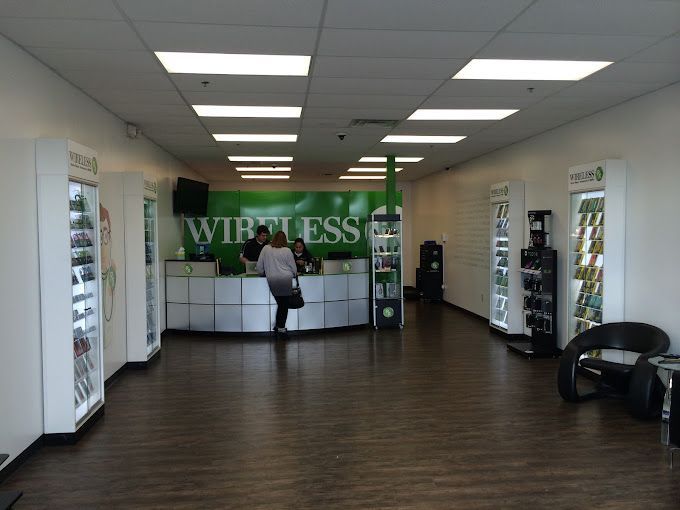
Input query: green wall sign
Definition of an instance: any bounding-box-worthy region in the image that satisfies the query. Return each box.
[183,191,402,267]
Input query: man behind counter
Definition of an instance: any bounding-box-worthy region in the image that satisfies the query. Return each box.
[239,225,270,265]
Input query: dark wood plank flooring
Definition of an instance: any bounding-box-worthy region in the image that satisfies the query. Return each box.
[3,302,679,509]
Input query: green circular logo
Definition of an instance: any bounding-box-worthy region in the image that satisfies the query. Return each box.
[183,263,193,275]
[342,261,352,272]
[382,306,395,318]
[431,261,440,270]
[91,157,98,175]
[595,166,603,181]
[503,185,509,195]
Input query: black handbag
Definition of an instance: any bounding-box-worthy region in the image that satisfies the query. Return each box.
[289,275,304,309]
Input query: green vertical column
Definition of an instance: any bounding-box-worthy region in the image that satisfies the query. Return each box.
[386,154,396,214]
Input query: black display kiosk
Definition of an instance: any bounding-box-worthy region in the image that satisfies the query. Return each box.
[418,243,443,301]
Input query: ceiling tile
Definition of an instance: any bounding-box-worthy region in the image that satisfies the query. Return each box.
[477,33,661,61]
[201,118,301,131]
[171,75,309,94]
[138,118,206,131]
[506,0,680,36]
[627,36,680,63]
[420,95,540,109]
[133,22,318,53]
[317,29,494,58]
[557,80,671,98]
[108,104,195,118]
[310,77,442,96]
[26,48,160,72]
[0,19,144,49]
[0,0,121,19]
[84,89,185,105]
[117,0,323,26]
[303,107,413,119]
[60,70,175,91]
[147,133,217,146]
[143,124,208,136]
[435,80,571,98]
[306,94,425,109]
[313,56,466,79]
[182,91,306,106]
[324,0,532,30]
[586,62,680,84]
[394,120,494,135]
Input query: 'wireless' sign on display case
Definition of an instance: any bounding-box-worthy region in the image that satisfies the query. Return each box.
[183,191,402,262]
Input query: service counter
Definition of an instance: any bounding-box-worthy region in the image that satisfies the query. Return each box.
[165,259,369,333]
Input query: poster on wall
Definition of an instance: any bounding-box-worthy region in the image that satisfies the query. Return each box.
[183,191,402,267]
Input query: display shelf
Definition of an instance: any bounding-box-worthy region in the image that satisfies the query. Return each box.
[369,214,403,328]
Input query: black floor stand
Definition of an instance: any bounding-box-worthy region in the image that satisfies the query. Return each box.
[0,455,22,510]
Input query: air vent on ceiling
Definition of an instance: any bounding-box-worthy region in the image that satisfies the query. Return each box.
[349,119,399,128]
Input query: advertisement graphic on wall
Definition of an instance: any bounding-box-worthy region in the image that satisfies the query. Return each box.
[183,191,402,265]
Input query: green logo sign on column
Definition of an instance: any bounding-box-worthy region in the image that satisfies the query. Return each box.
[91,157,98,175]
[382,306,395,318]
[183,263,193,275]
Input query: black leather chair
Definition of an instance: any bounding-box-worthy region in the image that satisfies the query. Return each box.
[558,322,670,419]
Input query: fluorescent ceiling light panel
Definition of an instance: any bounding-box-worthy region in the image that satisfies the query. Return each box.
[347,167,403,173]
[339,175,386,180]
[359,157,423,163]
[452,59,612,81]
[155,52,311,76]
[235,167,291,172]
[228,156,293,162]
[241,174,290,180]
[381,135,466,144]
[193,105,301,118]
[214,134,297,142]
[408,109,518,121]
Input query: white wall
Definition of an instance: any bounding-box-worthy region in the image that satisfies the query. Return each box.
[411,81,680,351]
[0,35,200,466]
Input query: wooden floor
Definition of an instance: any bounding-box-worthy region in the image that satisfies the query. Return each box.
[3,302,679,509]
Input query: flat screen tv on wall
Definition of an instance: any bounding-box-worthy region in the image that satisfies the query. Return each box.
[173,177,209,216]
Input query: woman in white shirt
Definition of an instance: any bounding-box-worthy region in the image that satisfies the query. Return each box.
[256,230,298,338]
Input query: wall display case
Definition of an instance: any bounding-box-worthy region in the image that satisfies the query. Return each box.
[123,173,161,365]
[489,181,525,335]
[368,214,403,328]
[508,249,558,358]
[567,160,627,357]
[37,139,104,439]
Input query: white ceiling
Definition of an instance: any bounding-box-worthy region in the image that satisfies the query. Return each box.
[1,0,679,182]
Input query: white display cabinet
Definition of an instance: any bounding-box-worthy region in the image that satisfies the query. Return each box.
[123,173,161,365]
[489,181,525,336]
[567,160,627,355]
[36,139,104,441]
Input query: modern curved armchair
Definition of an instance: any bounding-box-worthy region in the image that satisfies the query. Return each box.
[557,322,670,419]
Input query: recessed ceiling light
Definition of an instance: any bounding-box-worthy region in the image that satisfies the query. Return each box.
[408,109,518,121]
[347,167,403,173]
[214,134,297,142]
[359,157,423,163]
[228,156,294,162]
[235,167,291,172]
[155,52,311,76]
[241,174,291,180]
[452,59,612,81]
[381,135,466,144]
[339,175,386,180]
[193,105,302,118]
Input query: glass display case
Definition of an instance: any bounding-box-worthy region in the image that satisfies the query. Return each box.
[144,197,159,356]
[368,214,403,328]
[37,138,105,440]
[70,181,102,421]
[489,181,524,336]
[567,160,627,353]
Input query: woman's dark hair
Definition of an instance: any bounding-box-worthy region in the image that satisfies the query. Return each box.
[270,230,288,248]
[294,238,306,249]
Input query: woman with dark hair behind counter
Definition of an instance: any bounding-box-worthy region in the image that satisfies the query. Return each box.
[292,238,313,273]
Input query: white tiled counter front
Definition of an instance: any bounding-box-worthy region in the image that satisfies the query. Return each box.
[165,259,369,333]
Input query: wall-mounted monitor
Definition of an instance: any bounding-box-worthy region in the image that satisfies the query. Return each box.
[173,177,208,216]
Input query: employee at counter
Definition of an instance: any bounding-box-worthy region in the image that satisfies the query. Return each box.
[239,225,270,265]
[293,238,313,273]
